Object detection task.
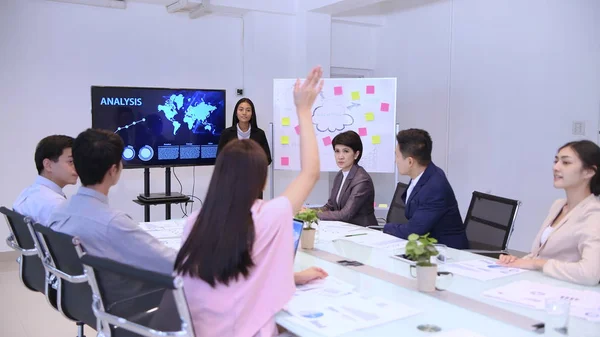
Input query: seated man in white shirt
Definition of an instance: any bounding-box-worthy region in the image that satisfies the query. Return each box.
[14,135,78,226]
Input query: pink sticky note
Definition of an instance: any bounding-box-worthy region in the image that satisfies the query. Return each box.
[381,102,390,112]
[334,86,343,96]
[358,127,368,136]
[281,157,289,166]
[322,136,332,146]
[366,85,375,94]
[294,125,300,135]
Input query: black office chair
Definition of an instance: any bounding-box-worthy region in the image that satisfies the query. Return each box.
[32,223,96,337]
[371,182,409,230]
[1,207,49,293]
[77,251,195,337]
[464,191,521,258]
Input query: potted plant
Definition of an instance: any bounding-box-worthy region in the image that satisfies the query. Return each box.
[405,233,439,292]
[296,208,319,249]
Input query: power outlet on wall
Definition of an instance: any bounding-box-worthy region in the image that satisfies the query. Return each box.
[572,121,585,135]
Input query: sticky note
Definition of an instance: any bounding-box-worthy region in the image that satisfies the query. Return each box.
[365,112,375,121]
[334,86,343,96]
[351,91,360,101]
[281,117,290,126]
[378,203,389,208]
[381,102,390,112]
[281,157,289,166]
[281,136,289,145]
[322,136,332,146]
[372,135,381,144]
[366,85,375,94]
[358,127,368,136]
[294,125,301,135]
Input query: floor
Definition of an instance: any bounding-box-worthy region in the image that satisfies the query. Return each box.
[0,251,93,337]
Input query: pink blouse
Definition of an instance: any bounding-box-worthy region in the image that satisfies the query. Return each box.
[180,196,296,337]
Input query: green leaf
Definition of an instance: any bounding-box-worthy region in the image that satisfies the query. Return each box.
[408,233,419,241]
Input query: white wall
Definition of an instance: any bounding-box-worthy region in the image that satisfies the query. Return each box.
[0,0,243,251]
[375,0,600,251]
[331,21,378,70]
[447,0,600,251]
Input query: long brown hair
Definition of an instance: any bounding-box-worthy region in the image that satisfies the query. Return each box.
[174,139,268,287]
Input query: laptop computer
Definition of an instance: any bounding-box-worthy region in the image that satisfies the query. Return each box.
[293,218,304,256]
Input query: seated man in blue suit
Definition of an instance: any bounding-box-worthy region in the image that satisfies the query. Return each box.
[384,129,469,249]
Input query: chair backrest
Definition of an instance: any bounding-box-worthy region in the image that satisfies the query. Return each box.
[386,182,409,224]
[464,191,521,251]
[78,252,195,337]
[0,206,46,293]
[32,223,96,327]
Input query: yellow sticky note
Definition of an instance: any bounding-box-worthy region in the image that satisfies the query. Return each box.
[351,91,360,100]
[378,203,389,208]
[372,135,381,144]
[365,112,375,121]
[281,117,290,126]
[280,136,290,145]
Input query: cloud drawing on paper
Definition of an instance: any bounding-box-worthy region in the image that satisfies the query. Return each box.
[311,100,354,133]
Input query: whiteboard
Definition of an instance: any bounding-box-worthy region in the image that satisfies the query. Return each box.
[273,78,397,173]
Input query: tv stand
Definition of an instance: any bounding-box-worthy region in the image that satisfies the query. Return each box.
[133,167,191,222]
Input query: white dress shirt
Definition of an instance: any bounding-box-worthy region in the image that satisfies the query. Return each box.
[336,170,350,204]
[13,176,66,226]
[405,171,424,203]
[237,124,251,139]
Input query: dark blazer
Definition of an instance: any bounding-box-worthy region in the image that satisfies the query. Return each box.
[318,165,377,227]
[383,162,469,249]
[216,126,272,165]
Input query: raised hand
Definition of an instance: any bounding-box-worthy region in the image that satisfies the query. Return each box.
[293,66,324,113]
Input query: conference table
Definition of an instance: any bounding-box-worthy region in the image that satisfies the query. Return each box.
[141,219,600,337]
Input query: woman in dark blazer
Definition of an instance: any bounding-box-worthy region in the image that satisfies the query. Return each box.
[217,98,271,198]
[317,131,377,227]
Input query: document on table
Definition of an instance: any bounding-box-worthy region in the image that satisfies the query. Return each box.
[285,277,421,336]
[318,221,369,242]
[443,259,527,281]
[337,232,407,251]
[483,280,600,322]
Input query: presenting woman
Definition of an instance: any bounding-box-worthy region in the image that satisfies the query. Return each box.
[317,130,377,227]
[217,98,271,198]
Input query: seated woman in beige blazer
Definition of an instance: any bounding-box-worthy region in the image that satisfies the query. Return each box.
[499,140,600,286]
[316,131,377,227]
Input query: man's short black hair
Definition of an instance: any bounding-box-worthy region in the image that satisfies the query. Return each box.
[34,135,74,174]
[73,129,124,186]
[396,128,432,166]
[332,131,363,164]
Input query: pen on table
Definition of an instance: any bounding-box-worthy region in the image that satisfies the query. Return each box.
[345,233,368,238]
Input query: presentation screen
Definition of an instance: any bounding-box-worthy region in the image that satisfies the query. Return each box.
[91,86,226,168]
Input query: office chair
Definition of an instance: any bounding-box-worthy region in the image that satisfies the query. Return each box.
[0,207,54,302]
[32,223,96,337]
[371,182,409,230]
[464,191,521,258]
[77,251,195,337]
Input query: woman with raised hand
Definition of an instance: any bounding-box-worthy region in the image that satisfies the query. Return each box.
[175,66,325,336]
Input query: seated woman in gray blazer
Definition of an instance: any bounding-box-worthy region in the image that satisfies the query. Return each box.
[316,131,377,227]
[499,140,600,286]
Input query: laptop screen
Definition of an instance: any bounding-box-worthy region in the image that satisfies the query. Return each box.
[293,218,303,255]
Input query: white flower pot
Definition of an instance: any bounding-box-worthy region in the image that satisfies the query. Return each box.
[415,264,438,292]
[300,229,316,249]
